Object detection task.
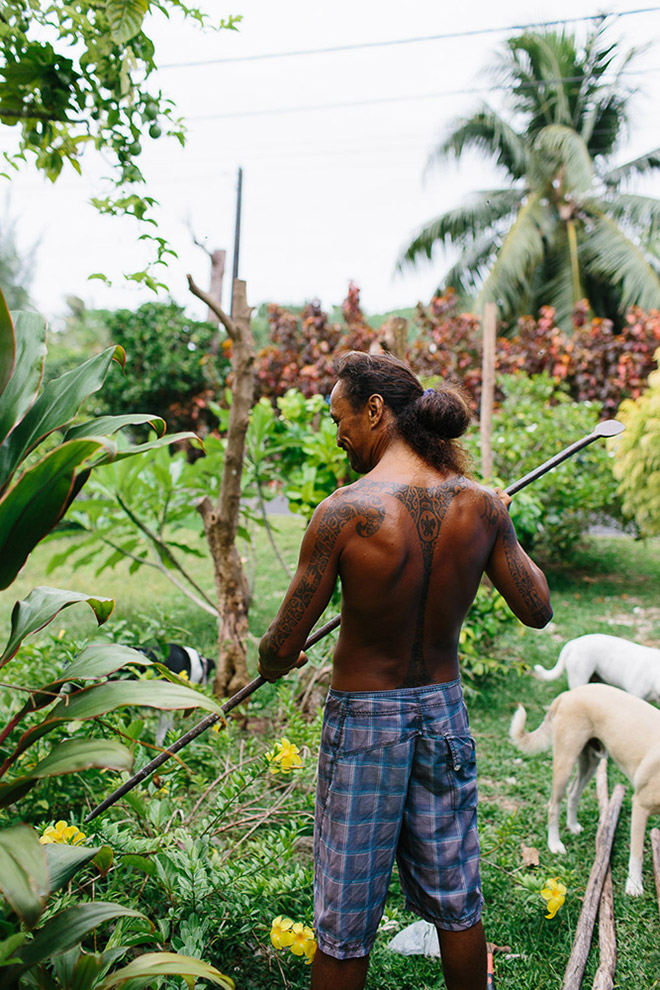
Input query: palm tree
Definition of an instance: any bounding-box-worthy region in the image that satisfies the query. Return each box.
[400,22,660,330]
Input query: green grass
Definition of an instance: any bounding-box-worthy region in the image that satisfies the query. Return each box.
[3,529,660,988]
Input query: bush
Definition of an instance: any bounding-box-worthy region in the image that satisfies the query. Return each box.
[613,346,660,535]
[464,374,622,560]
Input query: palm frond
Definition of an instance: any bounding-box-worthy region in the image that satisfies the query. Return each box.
[595,193,660,241]
[397,189,520,270]
[603,149,660,188]
[439,233,504,299]
[475,192,551,317]
[580,210,660,311]
[431,110,528,180]
[537,228,586,330]
[534,125,594,193]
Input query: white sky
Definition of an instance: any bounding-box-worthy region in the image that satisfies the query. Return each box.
[2,0,660,325]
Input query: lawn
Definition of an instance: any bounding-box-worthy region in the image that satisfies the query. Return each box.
[2,522,659,989]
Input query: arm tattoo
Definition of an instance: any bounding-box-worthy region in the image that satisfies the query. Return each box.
[482,493,551,625]
[266,492,386,655]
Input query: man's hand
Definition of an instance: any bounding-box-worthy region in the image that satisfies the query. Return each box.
[492,486,512,511]
[258,651,308,683]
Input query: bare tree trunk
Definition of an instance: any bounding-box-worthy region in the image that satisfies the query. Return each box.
[187,275,255,698]
[480,302,496,480]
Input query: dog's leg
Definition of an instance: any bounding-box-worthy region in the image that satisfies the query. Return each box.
[625,797,649,896]
[566,745,601,834]
[548,751,577,855]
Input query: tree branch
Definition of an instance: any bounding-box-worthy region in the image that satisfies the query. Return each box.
[187,273,237,341]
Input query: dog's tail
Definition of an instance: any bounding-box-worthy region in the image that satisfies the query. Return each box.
[509,704,554,755]
[532,641,570,682]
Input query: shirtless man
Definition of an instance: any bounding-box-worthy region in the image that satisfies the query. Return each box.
[258,351,552,990]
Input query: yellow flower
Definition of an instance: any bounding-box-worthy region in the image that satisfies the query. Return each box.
[266,737,303,775]
[541,877,567,919]
[289,922,314,957]
[40,820,86,846]
[302,927,317,965]
[270,915,295,949]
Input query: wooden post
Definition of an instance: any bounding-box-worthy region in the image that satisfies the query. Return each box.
[562,784,625,990]
[480,302,496,480]
[207,249,226,327]
[651,827,660,923]
[592,758,617,990]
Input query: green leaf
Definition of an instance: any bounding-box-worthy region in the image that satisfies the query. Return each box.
[63,643,153,681]
[65,413,167,442]
[17,902,145,966]
[0,776,37,809]
[106,0,149,43]
[0,345,121,491]
[0,826,49,928]
[0,437,115,590]
[46,680,225,721]
[0,288,15,399]
[0,587,114,668]
[119,854,156,876]
[30,738,134,777]
[91,845,114,877]
[0,311,47,445]
[0,932,27,966]
[44,843,102,892]
[97,952,235,990]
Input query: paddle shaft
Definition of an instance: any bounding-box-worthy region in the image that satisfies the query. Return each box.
[85,420,620,822]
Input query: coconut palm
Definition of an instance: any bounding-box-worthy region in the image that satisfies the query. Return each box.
[400,22,660,330]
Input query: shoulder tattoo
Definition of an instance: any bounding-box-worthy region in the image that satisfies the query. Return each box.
[267,491,386,653]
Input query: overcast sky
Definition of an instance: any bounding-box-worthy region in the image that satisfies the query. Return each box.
[2,0,660,325]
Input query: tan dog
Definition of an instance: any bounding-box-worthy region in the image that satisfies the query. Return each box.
[510,683,660,895]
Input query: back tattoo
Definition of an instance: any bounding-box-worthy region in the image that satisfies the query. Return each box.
[269,478,547,685]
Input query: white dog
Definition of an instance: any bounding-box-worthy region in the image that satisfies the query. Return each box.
[510,683,660,895]
[533,633,660,702]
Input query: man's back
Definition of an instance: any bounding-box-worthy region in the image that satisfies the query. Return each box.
[321,465,518,689]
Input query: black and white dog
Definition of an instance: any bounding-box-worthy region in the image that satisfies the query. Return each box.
[139,643,215,746]
[142,643,215,686]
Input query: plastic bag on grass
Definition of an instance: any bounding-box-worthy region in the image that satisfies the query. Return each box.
[386,920,440,956]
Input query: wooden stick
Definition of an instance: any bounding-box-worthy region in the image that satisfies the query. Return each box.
[591,758,617,990]
[562,783,625,990]
[651,828,660,924]
[480,301,497,480]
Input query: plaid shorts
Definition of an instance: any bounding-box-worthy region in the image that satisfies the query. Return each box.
[314,678,482,959]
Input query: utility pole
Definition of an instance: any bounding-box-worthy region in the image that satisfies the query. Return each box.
[230,166,243,318]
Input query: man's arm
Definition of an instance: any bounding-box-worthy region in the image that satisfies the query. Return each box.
[258,495,343,681]
[484,491,553,628]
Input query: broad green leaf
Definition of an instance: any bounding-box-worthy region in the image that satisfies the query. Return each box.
[63,643,152,681]
[0,825,49,928]
[45,843,101,892]
[17,902,145,966]
[106,0,149,44]
[119,854,156,876]
[0,775,37,809]
[0,438,115,590]
[30,738,134,777]
[98,952,235,990]
[65,413,166,442]
[91,431,199,468]
[0,288,15,398]
[0,932,27,965]
[91,845,114,877]
[0,345,122,491]
[47,680,225,721]
[0,311,47,444]
[0,586,114,668]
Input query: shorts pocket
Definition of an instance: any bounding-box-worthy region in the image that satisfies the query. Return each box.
[445,734,478,812]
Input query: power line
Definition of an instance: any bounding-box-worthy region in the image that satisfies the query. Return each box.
[187,68,660,122]
[161,7,660,69]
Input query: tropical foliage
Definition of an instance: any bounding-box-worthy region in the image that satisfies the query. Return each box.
[0,290,234,987]
[613,346,660,535]
[0,1,240,288]
[400,22,660,330]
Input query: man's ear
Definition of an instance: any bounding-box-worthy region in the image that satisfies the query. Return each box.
[367,393,385,427]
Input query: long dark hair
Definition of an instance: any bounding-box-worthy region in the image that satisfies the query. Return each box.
[335,351,472,474]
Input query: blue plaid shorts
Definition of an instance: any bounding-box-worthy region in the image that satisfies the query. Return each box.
[314,678,482,959]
